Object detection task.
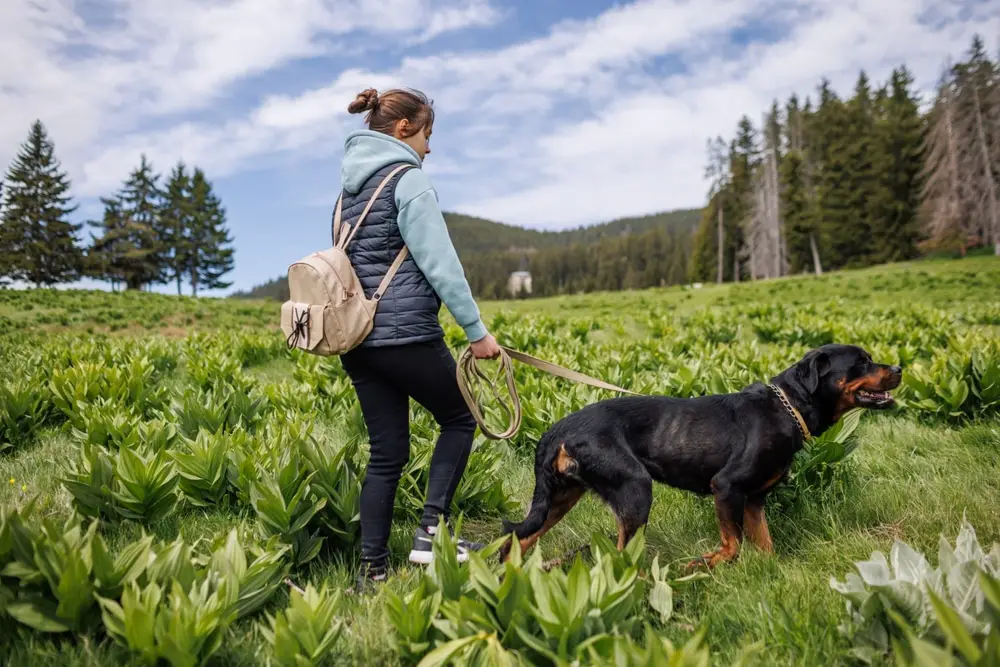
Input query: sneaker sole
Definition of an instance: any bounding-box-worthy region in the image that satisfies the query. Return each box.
[408,549,469,565]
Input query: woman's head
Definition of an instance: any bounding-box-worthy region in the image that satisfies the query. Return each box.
[348,87,435,160]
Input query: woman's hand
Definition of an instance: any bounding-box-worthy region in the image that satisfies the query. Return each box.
[470,333,502,360]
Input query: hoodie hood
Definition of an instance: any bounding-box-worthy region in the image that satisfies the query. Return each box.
[340,129,421,195]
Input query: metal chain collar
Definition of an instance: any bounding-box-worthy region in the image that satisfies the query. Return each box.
[768,383,811,440]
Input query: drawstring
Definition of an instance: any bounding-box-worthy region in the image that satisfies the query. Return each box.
[286,307,310,349]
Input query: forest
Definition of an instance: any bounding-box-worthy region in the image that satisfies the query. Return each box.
[0,121,235,296]
[689,36,1000,283]
[239,36,1000,302]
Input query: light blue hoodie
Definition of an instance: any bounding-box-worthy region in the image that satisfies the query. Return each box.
[340,129,487,343]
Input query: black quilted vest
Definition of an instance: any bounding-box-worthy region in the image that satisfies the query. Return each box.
[334,162,443,347]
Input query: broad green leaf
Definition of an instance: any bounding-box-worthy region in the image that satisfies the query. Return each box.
[416,634,483,667]
[927,588,982,664]
[649,580,673,623]
[7,599,71,633]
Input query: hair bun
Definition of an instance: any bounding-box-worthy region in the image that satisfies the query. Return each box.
[348,88,379,114]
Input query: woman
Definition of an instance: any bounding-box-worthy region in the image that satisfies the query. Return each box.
[336,87,501,592]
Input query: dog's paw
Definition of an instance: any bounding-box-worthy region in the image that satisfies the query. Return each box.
[685,549,737,572]
[684,555,712,573]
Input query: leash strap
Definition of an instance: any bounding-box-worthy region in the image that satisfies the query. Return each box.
[457,344,639,440]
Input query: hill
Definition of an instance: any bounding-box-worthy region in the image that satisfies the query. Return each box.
[231,207,702,301]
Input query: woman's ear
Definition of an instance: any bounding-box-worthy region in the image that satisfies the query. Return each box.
[395,118,410,138]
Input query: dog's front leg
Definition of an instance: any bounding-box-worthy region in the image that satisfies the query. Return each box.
[688,478,745,570]
[743,495,773,553]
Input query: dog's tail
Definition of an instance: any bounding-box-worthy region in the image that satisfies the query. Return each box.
[501,434,559,538]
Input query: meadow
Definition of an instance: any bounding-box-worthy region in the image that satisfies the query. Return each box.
[1,255,999,666]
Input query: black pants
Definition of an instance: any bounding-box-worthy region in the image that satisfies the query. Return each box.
[341,337,477,564]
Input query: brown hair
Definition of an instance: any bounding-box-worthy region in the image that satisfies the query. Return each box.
[348,87,435,138]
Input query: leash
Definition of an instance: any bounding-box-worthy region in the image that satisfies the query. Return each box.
[457,345,639,440]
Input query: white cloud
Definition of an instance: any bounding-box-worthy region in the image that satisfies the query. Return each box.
[3,0,999,234]
[451,0,1000,227]
[0,0,502,189]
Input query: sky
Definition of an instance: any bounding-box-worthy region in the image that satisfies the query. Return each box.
[1,0,998,297]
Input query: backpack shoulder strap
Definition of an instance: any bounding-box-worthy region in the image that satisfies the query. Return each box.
[334,163,415,251]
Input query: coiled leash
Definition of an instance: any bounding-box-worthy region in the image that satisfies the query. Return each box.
[457,345,639,440]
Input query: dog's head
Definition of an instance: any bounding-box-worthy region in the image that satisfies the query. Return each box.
[782,344,902,424]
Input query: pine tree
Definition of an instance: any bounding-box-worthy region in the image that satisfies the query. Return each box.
[780,148,813,273]
[689,197,721,282]
[0,179,11,286]
[85,197,132,291]
[728,117,758,280]
[0,120,82,287]
[870,66,925,263]
[187,169,235,295]
[160,162,196,295]
[812,79,853,270]
[88,156,164,291]
[782,94,823,274]
[117,155,165,290]
[835,71,877,267]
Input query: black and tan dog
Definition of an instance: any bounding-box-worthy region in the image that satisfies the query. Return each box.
[499,344,901,568]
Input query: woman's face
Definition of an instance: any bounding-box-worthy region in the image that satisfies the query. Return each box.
[395,120,432,162]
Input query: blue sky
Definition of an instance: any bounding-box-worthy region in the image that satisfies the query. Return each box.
[2,0,998,296]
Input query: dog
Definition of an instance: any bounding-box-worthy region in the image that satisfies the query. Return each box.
[499,344,902,568]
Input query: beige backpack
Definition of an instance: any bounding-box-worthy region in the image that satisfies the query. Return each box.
[280,163,413,355]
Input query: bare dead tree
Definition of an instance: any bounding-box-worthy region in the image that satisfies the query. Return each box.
[919,73,970,254]
[970,84,1000,254]
[704,137,729,282]
[743,111,785,279]
[789,97,823,274]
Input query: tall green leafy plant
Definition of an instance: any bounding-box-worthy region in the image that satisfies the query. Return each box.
[0,379,50,454]
[260,583,345,667]
[250,450,327,567]
[830,519,1000,664]
[386,521,706,667]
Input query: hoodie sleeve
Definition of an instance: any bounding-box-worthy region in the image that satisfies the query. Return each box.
[395,168,488,343]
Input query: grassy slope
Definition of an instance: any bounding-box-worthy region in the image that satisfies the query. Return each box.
[2,255,999,666]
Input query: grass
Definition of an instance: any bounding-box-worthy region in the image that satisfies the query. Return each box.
[2,254,1000,666]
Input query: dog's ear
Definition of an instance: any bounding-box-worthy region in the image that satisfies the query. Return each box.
[796,350,830,394]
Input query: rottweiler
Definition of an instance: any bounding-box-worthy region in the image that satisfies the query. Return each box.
[499,344,902,568]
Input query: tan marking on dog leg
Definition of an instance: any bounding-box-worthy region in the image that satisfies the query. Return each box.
[687,494,744,571]
[744,501,773,553]
[512,487,585,559]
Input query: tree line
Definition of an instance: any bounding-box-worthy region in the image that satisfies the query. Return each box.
[0,120,235,294]
[690,36,1000,284]
[462,225,693,299]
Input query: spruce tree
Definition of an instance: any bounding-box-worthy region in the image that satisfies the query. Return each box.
[117,155,165,290]
[727,117,758,280]
[781,148,812,273]
[160,162,196,295]
[0,120,83,287]
[838,71,877,267]
[85,197,132,291]
[812,80,853,270]
[782,94,823,274]
[187,169,235,295]
[870,66,924,262]
[0,179,11,286]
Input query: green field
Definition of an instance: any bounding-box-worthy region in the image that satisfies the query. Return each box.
[2,256,1000,666]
